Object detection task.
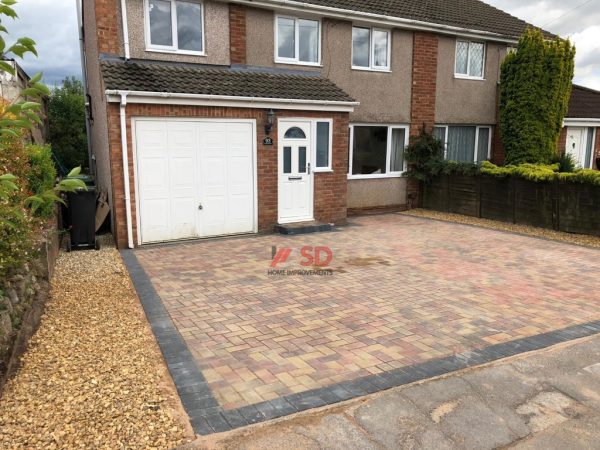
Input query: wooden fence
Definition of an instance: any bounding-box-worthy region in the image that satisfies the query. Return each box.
[422,174,600,236]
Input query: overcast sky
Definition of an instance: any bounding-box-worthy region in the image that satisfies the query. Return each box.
[6,0,600,89]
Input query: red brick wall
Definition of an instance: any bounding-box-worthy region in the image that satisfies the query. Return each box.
[95,0,121,55]
[410,32,438,136]
[408,32,438,206]
[557,127,568,155]
[229,4,247,65]
[106,104,348,248]
[491,126,505,164]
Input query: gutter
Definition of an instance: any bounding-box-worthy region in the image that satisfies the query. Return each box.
[222,0,521,44]
[105,90,359,111]
[119,93,134,249]
[120,0,130,59]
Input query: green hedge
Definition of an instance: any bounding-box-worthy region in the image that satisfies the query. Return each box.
[480,161,600,185]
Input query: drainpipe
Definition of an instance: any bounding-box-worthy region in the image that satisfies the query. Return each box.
[120,0,130,60]
[119,93,134,249]
[76,0,94,173]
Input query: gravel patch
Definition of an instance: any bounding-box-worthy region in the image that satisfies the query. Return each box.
[403,209,600,249]
[0,246,193,449]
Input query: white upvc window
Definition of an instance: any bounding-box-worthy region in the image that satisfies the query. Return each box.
[145,0,205,55]
[434,125,492,162]
[351,26,391,71]
[348,124,409,179]
[454,40,485,79]
[275,15,321,65]
[313,119,333,171]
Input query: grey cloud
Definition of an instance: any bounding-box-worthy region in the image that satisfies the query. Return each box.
[6,0,81,85]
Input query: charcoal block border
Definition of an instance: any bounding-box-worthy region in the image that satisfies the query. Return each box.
[122,249,600,436]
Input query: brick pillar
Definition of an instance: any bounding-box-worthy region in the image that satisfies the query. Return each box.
[408,32,438,207]
[557,127,568,155]
[229,4,247,65]
[491,125,505,164]
[95,0,122,55]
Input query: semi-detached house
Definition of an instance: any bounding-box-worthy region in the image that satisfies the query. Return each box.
[81,0,557,248]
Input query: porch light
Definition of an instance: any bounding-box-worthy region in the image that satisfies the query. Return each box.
[265,109,276,135]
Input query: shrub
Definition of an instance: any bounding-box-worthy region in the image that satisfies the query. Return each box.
[499,29,575,165]
[552,152,577,173]
[404,127,445,182]
[558,169,600,186]
[26,144,57,217]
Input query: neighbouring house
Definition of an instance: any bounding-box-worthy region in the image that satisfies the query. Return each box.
[80,0,556,248]
[0,58,48,145]
[559,85,600,169]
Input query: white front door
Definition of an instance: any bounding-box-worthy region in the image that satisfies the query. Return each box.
[278,120,314,223]
[135,119,256,243]
[566,126,586,167]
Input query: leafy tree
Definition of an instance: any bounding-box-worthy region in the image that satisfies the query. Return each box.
[48,76,88,171]
[0,0,85,278]
[499,29,575,165]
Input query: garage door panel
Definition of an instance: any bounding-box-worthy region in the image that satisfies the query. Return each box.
[137,119,255,243]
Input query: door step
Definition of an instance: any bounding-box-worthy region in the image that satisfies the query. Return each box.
[276,220,333,235]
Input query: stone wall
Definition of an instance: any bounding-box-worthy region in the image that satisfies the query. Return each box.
[0,228,60,388]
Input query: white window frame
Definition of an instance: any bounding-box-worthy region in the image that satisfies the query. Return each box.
[347,123,409,179]
[454,40,485,80]
[435,125,492,162]
[312,119,333,172]
[274,14,322,66]
[351,26,391,72]
[144,0,206,56]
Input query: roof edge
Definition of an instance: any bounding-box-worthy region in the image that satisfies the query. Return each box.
[105,89,359,112]
[222,0,535,42]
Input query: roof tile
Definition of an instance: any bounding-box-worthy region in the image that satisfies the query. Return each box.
[100,60,355,103]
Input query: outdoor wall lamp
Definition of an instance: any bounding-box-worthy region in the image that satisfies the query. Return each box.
[265,109,275,135]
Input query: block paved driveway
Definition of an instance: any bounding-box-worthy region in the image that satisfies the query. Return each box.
[133,214,600,416]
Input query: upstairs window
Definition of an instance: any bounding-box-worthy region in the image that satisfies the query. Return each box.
[352,27,390,71]
[146,0,204,54]
[455,40,485,79]
[275,16,320,65]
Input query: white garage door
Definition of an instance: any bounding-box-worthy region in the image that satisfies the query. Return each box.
[134,119,256,244]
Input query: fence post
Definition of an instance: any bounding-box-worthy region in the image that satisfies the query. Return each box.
[554,178,560,231]
[477,175,482,218]
[511,176,517,224]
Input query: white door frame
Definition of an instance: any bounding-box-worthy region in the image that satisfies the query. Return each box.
[566,126,595,169]
[277,118,315,224]
[132,117,258,245]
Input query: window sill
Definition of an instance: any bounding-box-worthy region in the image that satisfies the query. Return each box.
[347,173,405,180]
[313,169,333,173]
[351,66,391,73]
[146,48,206,57]
[454,74,486,81]
[275,59,323,68]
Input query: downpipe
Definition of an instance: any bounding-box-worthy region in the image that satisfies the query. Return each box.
[119,93,134,249]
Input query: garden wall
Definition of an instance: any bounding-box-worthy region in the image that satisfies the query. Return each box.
[0,222,61,391]
[422,174,600,236]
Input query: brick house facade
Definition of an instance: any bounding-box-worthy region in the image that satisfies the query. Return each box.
[82,0,562,247]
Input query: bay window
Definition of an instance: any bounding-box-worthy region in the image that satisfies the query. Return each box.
[349,125,408,177]
[352,27,390,71]
[146,0,204,54]
[435,125,492,163]
[455,40,485,79]
[276,16,320,65]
